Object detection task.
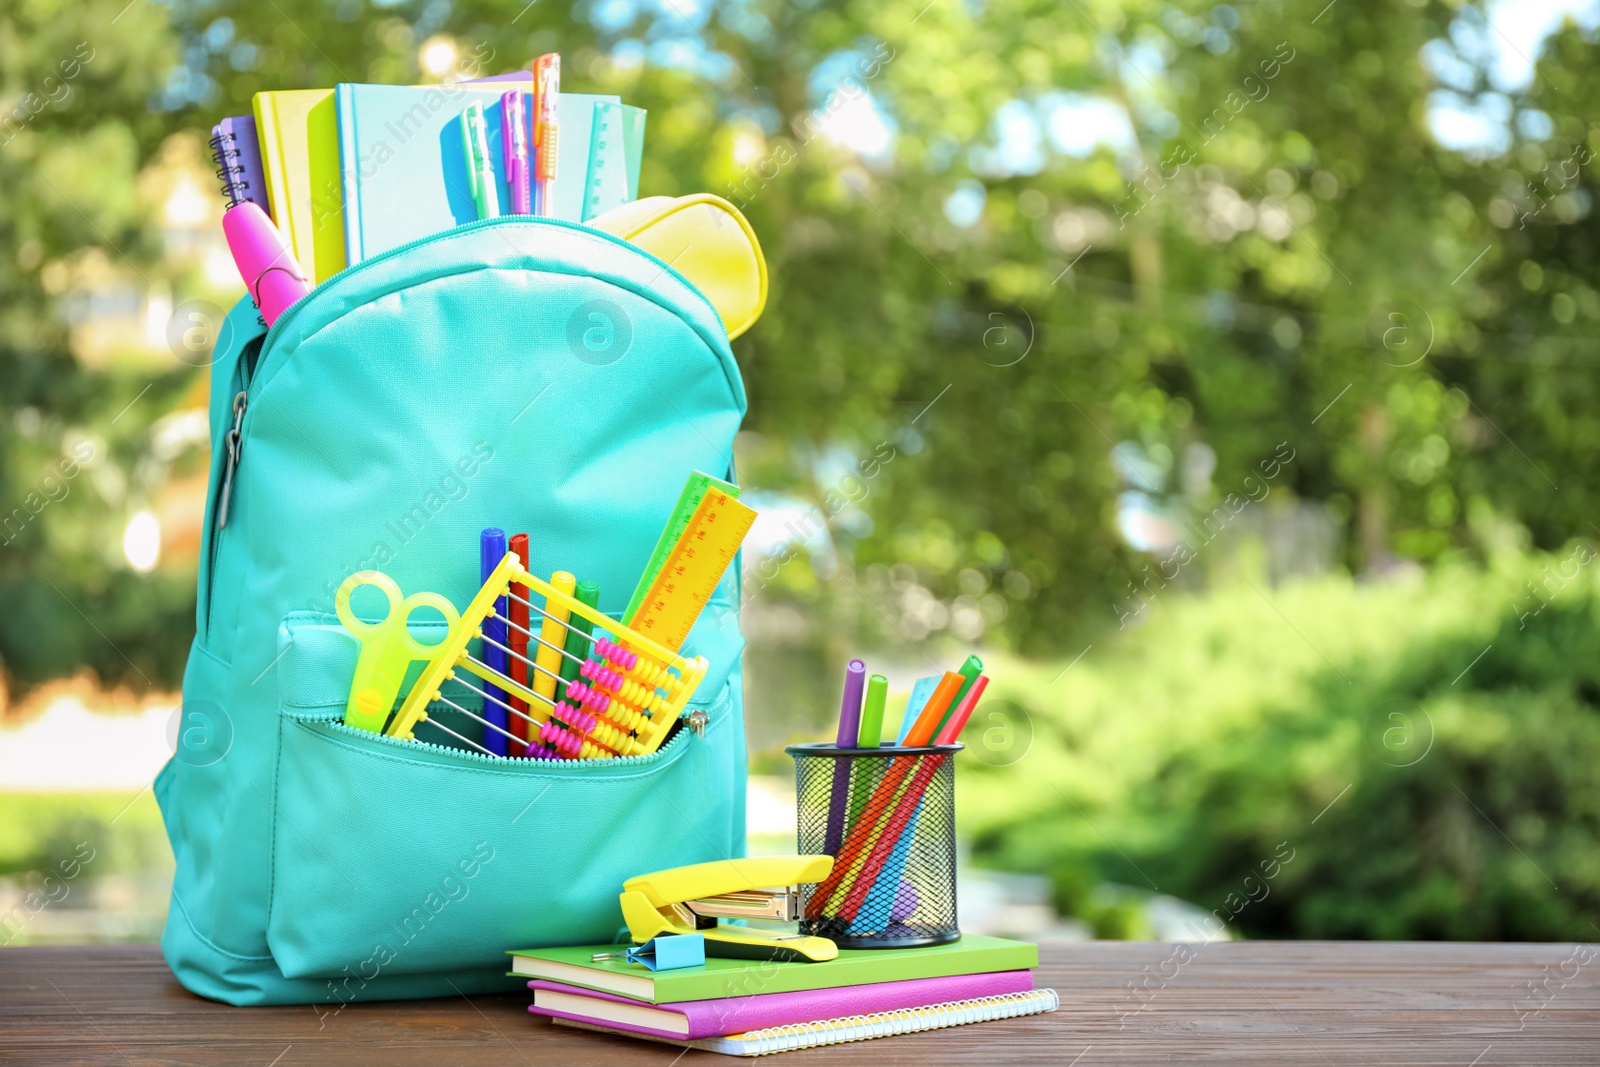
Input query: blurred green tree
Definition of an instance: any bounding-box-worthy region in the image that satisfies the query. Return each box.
[3,0,1596,690]
[0,0,195,693]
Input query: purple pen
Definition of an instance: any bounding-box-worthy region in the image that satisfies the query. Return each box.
[823,659,867,856]
[501,90,531,215]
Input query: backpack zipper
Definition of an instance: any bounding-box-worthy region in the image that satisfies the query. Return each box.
[315,710,699,769]
[217,389,247,528]
[257,214,709,358]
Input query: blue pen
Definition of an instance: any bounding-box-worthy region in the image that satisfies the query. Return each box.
[480,529,511,756]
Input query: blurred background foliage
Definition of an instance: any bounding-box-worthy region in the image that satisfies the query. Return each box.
[2,0,1598,941]
[967,553,1600,941]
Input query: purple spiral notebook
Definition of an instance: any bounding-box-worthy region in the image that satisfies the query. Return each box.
[208,115,270,213]
[528,969,1034,1040]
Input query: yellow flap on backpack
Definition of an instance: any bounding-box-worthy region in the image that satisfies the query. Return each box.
[587,194,768,340]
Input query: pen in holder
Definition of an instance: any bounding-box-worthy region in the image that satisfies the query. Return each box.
[787,741,960,949]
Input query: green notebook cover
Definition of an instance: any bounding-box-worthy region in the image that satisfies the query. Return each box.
[508,935,1038,1005]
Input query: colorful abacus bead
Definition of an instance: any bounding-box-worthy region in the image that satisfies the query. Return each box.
[578,658,626,691]
[562,679,614,719]
[591,637,637,670]
[606,678,670,718]
[551,697,636,754]
[592,639,681,698]
[579,659,669,717]
[623,655,679,694]
[566,684,650,743]
[538,720,614,760]
[562,678,612,715]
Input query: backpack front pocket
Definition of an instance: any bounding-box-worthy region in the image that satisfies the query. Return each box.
[264,635,738,986]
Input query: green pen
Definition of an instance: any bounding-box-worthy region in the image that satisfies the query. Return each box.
[847,673,890,827]
[934,655,984,738]
[461,103,500,221]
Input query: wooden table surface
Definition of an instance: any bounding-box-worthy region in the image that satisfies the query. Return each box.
[3,941,1596,1065]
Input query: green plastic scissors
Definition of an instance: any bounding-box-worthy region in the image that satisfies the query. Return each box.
[335,572,461,733]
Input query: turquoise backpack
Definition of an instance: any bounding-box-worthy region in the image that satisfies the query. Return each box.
[156,218,750,1006]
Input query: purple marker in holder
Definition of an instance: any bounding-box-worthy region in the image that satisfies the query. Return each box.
[822,660,867,856]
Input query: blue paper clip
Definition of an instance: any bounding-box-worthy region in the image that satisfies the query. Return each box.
[627,933,705,971]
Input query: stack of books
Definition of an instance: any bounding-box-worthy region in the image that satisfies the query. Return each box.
[510,935,1055,1056]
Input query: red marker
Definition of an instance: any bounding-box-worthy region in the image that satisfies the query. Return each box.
[932,674,988,745]
[508,533,532,750]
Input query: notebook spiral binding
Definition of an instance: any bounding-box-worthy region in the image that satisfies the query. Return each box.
[209,127,247,207]
[736,988,1060,1056]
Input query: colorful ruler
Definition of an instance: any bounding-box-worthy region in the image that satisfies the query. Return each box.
[625,471,740,623]
[629,488,756,652]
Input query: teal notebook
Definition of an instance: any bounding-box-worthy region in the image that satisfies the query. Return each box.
[337,83,528,264]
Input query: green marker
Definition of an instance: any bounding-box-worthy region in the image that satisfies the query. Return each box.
[557,579,601,692]
[858,674,888,748]
[624,471,740,623]
[847,674,890,826]
[935,655,984,738]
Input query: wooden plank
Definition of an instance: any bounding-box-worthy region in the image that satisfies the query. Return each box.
[0,942,1596,1065]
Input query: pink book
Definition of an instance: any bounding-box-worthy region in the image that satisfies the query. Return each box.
[528,970,1034,1040]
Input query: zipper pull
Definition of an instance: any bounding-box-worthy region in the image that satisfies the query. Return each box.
[217,390,247,528]
[687,708,709,736]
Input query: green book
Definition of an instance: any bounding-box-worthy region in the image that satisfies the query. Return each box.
[508,935,1038,1005]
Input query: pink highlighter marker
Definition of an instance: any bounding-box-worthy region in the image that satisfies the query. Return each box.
[222,201,312,327]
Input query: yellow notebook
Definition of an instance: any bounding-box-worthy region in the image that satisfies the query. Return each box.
[252,88,346,284]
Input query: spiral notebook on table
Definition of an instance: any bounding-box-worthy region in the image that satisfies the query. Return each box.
[548,988,1059,1057]
[528,970,1035,1038]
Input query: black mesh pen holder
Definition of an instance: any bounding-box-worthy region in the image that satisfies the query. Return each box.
[787,741,961,949]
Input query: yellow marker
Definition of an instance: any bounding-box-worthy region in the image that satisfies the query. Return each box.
[631,489,757,653]
[533,571,575,709]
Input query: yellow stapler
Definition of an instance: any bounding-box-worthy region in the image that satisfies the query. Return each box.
[620,856,839,963]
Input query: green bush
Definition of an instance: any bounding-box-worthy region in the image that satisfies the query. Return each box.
[963,553,1600,940]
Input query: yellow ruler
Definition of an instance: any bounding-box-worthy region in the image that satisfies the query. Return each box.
[630,488,756,652]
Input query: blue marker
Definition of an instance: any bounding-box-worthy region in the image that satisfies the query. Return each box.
[855,806,923,933]
[895,676,941,746]
[480,529,511,756]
